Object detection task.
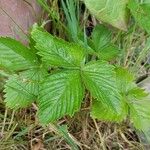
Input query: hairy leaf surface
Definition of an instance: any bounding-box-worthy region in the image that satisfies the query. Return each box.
[82,61,121,112]
[38,70,84,124]
[84,0,129,30]
[31,25,85,68]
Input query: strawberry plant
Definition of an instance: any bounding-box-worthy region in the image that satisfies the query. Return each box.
[0,0,150,136]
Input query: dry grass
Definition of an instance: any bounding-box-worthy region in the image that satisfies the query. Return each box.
[0,94,145,150]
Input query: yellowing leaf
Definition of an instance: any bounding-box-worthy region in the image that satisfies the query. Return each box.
[84,0,129,30]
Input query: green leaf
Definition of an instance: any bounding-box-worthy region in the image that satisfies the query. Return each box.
[127,86,150,131]
[129,95,150,130]
[0,37,38,71]
[82,61,121,112]
[91,98,127,122]
[91,67,150,124]
[98,44,120,61]
[115,67,135,94]
[128,87,149,99]
[4,68,46,109]
[91,25,112,51]
[91,25,120,61]
[127,85,150,130]
[83,0,129,30]
[38,70,84,124]
[31,25,85,68]
[115,67,150,130]
[128,0,150,33]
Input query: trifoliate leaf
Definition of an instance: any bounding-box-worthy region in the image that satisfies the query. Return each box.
[83,0,129,30]
[31,25,85,69]
[128,0,150,33]
[0,37,38,71]
[82,61,121,113]
[4,68,46,109]
[38,70,84,124]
